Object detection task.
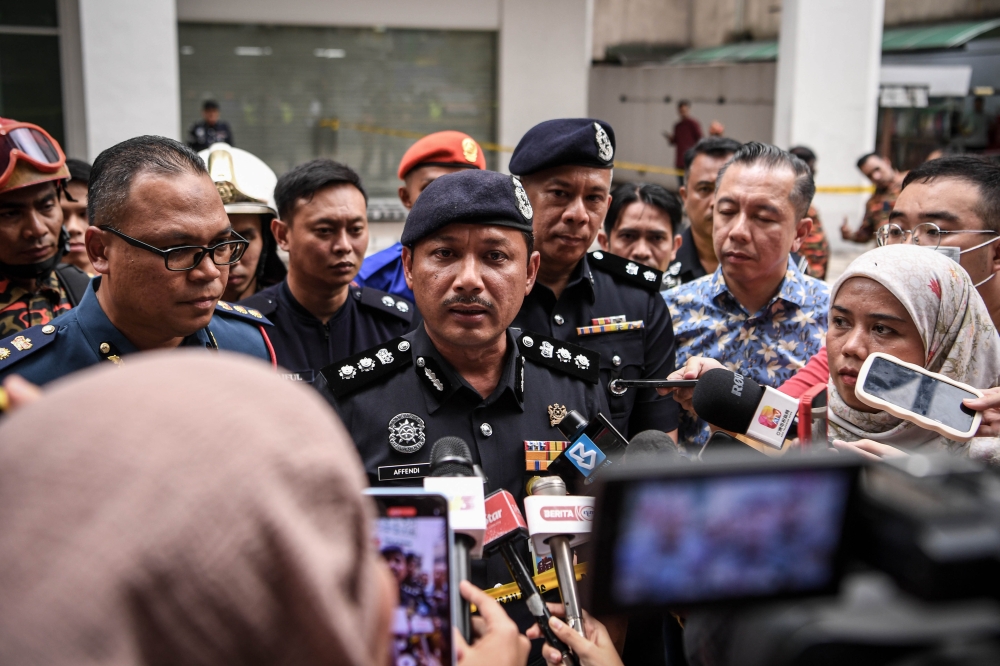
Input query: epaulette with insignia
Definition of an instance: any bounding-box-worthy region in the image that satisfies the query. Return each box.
[0,324,59,373]
[320,336,413,398]
[237,293,278,317]
[356,287,414,323]
[215,301,272,325]
[517,331,600,384]
[588,251,663,292]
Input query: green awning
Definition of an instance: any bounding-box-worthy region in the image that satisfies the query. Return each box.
[667,18,1000,65]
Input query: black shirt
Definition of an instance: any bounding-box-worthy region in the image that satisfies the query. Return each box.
[513,251,679,438]
[187,120,235,151]
[240,280,412,384]
[663,225,708,291]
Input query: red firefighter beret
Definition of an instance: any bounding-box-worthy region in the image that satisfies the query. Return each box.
[397,130,487,180]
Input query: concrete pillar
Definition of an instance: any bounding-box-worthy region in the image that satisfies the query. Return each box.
[497,0,594,173]
[773,0,884,255]
[78,0,181,161]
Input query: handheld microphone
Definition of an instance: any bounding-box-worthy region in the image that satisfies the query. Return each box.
[624,429,682,463]
[692,369,799,450]
[525,476,594,637]
[483,490,576,666]
[546,410,629,490]
[423,437,485,643]
[796,384,829,448]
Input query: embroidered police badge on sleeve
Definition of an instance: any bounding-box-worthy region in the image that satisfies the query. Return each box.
[321,337,413,398]
[518,331,600,384]
[589,251,663,292]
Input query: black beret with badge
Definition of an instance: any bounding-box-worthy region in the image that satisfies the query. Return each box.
[400,168,534,246]
[508,118,615,176]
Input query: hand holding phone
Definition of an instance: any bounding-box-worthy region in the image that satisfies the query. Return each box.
[962,386,1000,437]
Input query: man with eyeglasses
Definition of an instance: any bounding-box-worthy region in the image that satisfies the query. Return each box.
[0,135,275,386]
[878,156,1000,329]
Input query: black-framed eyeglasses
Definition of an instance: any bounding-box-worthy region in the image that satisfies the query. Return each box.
[98,226,248,271]
[876,222,999,250]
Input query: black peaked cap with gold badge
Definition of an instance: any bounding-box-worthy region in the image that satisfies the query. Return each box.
[400,169,534,246]
[508,118,615,176]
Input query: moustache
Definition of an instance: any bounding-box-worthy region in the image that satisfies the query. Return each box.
[442,295,494,310]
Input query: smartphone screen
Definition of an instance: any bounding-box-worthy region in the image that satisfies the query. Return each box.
[864,356,978,432]
[371,495,452,666]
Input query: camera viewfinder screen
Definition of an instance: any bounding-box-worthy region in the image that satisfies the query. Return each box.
[377,516,451,666]
[612,470,852,606]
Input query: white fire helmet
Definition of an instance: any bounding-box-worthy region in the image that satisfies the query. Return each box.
[198,143,278,218]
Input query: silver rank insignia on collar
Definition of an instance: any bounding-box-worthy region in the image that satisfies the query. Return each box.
[388,413,426,453]
[548,403,568,427]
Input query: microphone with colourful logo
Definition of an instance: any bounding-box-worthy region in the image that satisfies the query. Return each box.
[483,489,576,666]
[545,409,629,492]
[524,475,595,637]
[423,437,485,643]
[692,368,800,452]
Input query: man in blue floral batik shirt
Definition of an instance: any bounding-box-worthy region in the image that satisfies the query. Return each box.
[663,142,829,446]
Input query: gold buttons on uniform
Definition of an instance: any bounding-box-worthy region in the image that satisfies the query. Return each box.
[99,342,111,354]
[42,325,55,335]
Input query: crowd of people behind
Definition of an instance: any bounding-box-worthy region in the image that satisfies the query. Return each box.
[2,104,1000,666]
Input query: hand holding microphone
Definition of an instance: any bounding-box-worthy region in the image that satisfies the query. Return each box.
[657,356,725,413]
[526,603,624,666]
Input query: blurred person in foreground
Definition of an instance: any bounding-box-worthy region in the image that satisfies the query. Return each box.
[60,158,94,275]
[0,351,527,666]
[662,142,828,447]
[512,118,679,441]
[356,130,487,301]
[240,159,412,385]
[663,100,702,186]
[788,146,829,279]
[198,143,286,302]
[0,136,275,386]
[842,152,905,244]
[597,182,683,288]
[669,137,742,287]
[187,99,234,152]
[0,117,90,336]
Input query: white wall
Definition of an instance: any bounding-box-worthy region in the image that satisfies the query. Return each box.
[77,0,181,160]
[773,0,885,254]
[497,0,594,173]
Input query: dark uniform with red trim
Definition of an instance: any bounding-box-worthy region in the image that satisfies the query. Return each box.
[240,280,413,385]
[0,278,274,385]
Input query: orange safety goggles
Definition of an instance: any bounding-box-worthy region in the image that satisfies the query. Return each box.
[0,121,66,188]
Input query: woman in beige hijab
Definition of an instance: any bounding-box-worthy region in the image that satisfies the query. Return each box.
[0,351,393,665]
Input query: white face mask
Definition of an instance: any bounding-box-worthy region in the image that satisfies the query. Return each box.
[957,236,1000,288]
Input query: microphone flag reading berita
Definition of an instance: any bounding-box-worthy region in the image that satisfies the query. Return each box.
[483,490,576,666]
[692,368,799,450]
[525,475,594,637]
[423,437,485,644]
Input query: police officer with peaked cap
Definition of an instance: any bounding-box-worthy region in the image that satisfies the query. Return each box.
[510,118,679,441]
[0,135,275,385]
[315,169,608,630]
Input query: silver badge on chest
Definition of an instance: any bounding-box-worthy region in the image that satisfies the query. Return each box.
[388,413,426,454]
[594,122,614,161]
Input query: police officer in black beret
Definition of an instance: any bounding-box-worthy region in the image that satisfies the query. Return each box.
[510,118,679,442]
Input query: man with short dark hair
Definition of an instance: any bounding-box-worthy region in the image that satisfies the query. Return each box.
[511,118,679,441]
[789,145,829,279]
[842,152,905,243]
[240,159,412,385]
[0,117,90,337]
[669,137,742,287]
[663,142,829,446]
[597,182,683,287]
[663,100,702,185]
[880,155,1000,328]
[61,158,94,275]
[187,100,234,152]
[0,135,274,385]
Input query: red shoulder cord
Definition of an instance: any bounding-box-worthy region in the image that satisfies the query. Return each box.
[259,326,277,369]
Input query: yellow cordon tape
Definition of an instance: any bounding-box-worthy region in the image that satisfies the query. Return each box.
[319,119,875,194]
[468,562,588,612]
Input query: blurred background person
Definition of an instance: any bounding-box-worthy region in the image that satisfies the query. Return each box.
[60,158,94,276]
[842,152,905,244]
[708,120,726,137]
[788,146,829,280]
[597,182,683,289]
[961,96,990,154]
[671,137,742,287]
[187,99,234,152]
[0,117,90,337]
[198,143,286,302]
[663,100,703,187]
[356,130,486,301]
[241,159,412,385]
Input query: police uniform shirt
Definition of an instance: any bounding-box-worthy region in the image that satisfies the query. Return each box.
[513,251,679,437]
[663,225,708,291]
[0,278,273,386]
[240,280,413,384]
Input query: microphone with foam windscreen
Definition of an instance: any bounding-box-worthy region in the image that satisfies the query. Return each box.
[624,429,683,463]
[423,437,485,644]
[483,490,576,666]
[692,368,799,450]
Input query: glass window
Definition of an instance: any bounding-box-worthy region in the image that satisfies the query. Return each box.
[0,0,58,27]
[178,23,497,197]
